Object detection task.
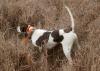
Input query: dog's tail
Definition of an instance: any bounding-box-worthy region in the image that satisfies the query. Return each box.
[65,6,75,32]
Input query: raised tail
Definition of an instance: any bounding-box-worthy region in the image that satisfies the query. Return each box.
[65,6,75,32]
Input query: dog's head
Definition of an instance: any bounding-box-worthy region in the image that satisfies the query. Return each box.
[17,24,35,33]
[17,24,35,45]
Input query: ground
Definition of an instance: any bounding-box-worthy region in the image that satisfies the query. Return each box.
[0,0,100,71]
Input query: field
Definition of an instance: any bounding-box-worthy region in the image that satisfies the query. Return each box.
[0,0,100,71]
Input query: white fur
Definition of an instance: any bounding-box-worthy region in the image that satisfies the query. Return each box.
[31,29,57,48]
[17,6,80,65]
[31,29,47,46]
[31,30,78,65]
[65,6,75,32]
[46,34,57,49]
[59,29,65,35]
[31,6,79,65]
[17,26,21,32]
[61,32,77,65]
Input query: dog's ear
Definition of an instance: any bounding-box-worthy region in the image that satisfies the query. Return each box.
[17,26,21,32]
[18,33,28,45]
[17,24,28,33]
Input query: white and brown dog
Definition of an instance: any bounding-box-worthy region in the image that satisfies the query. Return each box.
[17,6,80,65]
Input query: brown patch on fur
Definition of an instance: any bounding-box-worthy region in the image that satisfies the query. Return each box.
[18,29,33,45]
[64,27,72,33]
[36,32,51,46]
[19,24,28,32]
[21,31,33,45]
[18,32,29,45]
[51,30,63,42]
[21,37,29,45]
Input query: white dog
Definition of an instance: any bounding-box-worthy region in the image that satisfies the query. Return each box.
[17,6,80,65]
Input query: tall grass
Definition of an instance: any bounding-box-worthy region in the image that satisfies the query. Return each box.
[0,0,100,71]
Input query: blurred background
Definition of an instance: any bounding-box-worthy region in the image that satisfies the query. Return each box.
[0,0,100,71]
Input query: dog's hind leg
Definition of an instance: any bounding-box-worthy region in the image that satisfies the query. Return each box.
[75,36,80,49]
[61,43,73,65]
[66,50,73,65]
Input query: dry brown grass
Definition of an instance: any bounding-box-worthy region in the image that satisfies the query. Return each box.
[0,0,100,71]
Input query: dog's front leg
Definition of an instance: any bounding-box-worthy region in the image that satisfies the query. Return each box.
[62,45,73,65]
[39,46,43,52]
[39,40,47,52]
[66,52,73,65]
